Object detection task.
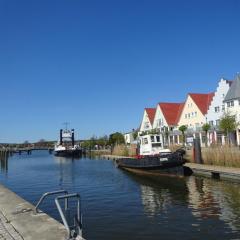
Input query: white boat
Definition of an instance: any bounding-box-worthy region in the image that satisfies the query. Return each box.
[138,134,171,156]
[116,134,188,177]
[54,128,82,157]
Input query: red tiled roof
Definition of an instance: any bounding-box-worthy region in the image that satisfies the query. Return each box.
[158,103,185,125]
[145,108,156,125]
[189,93,214,115]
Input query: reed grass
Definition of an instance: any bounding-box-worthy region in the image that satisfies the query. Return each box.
[112,144,137,157]
[201,146,240,168]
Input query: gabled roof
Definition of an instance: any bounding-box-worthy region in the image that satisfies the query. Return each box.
[189,93,214,115]
[158,103,184,125]
[145,108,156,125]
[224,74,240,101]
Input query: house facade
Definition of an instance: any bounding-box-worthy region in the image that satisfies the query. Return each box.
[139,108,156,133]
[152,103,184,145]
[178,93,214,145]
[124,132,135,145]
[205,78,232,144]
[223,74,240,145]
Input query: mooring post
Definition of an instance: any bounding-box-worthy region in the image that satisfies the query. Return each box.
[193,138,203,164]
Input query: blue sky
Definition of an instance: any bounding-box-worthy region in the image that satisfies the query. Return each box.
[0,0,240,143]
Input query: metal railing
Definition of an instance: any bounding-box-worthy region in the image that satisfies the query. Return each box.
[35,190,68,213]
[35,190,82,239]
[55,193,82,239]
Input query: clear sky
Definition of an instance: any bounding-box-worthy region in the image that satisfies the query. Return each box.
[1,0,240,143]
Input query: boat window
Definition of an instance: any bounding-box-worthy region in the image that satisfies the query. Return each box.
[152,143,162,147]
[151,136,155,142]
[156,136,160,142]
[144,138,148,144]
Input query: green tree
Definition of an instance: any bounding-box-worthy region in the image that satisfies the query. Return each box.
[219,112,239,145]
[132,129,138,140]
[202,123,211,147]
[109,132,125,146]
[178,125,187,146]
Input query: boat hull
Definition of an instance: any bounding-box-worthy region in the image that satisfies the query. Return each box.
[116,152,189,177]
[54,149,82,157]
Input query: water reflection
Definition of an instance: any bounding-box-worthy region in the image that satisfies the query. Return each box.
[187,177,221,219]
[0,152,9,174]
[125,173,189,216]
[54,156,78,188]
[128,171,240,233]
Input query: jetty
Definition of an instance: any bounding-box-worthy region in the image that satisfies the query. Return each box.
[185,162,240,181]
[0,184,84,240]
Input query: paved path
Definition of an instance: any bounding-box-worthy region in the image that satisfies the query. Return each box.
[0,210,23,240]
[0,184,68,240]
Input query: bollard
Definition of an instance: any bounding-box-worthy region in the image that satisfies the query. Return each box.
[193,138,203,164]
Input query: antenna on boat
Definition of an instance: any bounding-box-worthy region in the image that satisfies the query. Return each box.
[63,122,69,130]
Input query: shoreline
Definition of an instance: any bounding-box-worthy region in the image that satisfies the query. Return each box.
[0,184,68,240]
[102,154,240,182]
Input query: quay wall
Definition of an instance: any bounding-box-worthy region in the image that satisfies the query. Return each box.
[0,184,67,240]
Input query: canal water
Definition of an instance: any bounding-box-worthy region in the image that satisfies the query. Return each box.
[1,151,240,239]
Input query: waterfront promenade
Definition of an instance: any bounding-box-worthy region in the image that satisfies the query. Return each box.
[0,184,67,240]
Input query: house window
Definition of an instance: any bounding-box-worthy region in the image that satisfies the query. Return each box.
[143,138,148,144]
[214,106,220,112]
[185,114,187,119]
[195,112,197,116]
[191,112,194,117]
[188,113,190,118]
[156,136,160,142]
[151,136,155,142]
[227,101,234,107]
[222,105,225,111]
[144,122,150,129]
[216,119,220,126]
[209,121,214,126]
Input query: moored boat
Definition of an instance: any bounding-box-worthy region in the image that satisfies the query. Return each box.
[116,134,189,177]
[54,128,82,157]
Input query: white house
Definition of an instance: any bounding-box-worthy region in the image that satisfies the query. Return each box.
[139,108,156,133]
[124,132,135,145]
[205,78,232,144]
[152,102,184,145]
[223,74,240,145]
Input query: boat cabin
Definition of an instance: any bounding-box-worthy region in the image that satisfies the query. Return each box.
[139,134,171,156]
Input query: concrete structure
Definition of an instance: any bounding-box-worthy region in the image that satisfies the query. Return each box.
[0,184,75,240]
[206,78,232,145]
[178,93,214,145]
[185,162,240,182]
[139,108,156,133]
[224,74,240,145]
[152,102,184,145]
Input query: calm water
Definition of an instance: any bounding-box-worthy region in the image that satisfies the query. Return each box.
[1,151,240,239]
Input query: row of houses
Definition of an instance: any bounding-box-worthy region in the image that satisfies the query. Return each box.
[125,74,240,146]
